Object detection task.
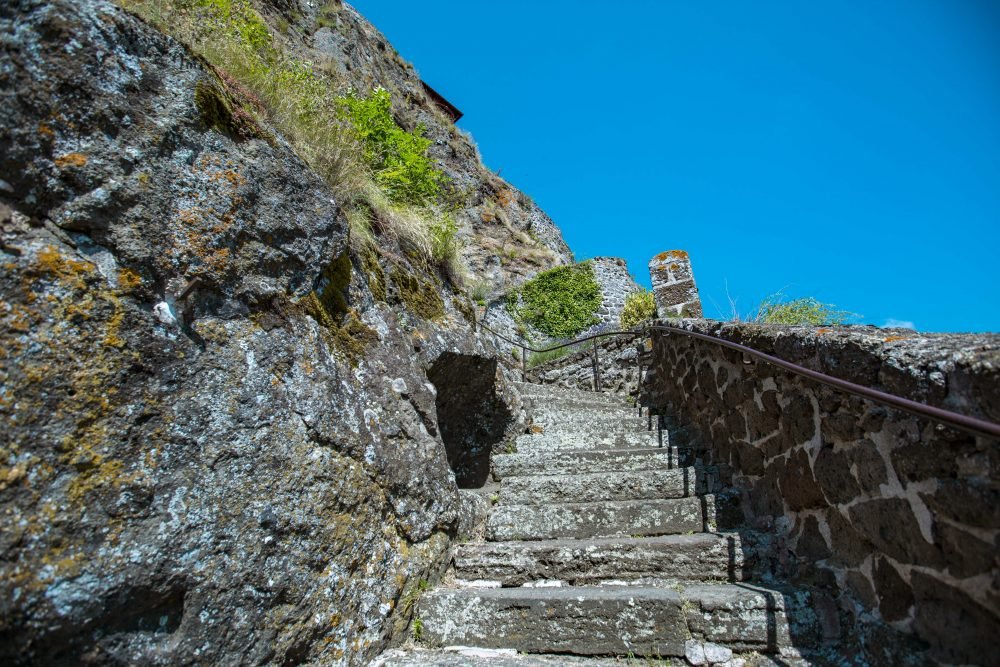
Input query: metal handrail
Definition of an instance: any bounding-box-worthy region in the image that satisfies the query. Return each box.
[648,323,1000,440]
[475,314,1000,440]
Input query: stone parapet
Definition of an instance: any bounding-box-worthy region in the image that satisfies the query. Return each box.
[641,319,1000,665]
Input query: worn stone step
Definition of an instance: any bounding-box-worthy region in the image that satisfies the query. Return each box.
[373,647,631,666]
[512,429,665,453]
[492,448,688,480]
[498,467,706,504]
[417,583,815,657]
[453,533,742,586]
[526,402,644,421]
[514,383,627,408]
[486,496,714,541]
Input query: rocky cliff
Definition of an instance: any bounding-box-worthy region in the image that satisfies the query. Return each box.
[0,0,559,663]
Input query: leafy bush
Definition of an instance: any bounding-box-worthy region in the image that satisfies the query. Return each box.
[620,289,656,329]
[509,262,601,339]
[753,293,858,325]
[338,89,446,207]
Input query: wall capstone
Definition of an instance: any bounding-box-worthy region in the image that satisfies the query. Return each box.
[649,250,702,317]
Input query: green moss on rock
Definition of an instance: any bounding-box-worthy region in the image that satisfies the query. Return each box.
[194,78,265,142]
[391,267,444,321]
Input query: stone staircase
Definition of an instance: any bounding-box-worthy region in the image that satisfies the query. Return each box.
[377,382,820,666]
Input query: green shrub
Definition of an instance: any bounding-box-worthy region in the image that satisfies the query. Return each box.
[754,293,858,325]
[620,289,656,329]
[509,262,601,339]
[337,88,446,207]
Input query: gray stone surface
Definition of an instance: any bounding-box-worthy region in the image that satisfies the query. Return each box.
[492,448,684,479]
[453,534,742,585]
[513,428,663,453]
[485,496,712,541]
[418,585,807,656]
[497,467,699,504]
[374,647,639,666]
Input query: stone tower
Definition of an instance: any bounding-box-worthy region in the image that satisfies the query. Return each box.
[649,250,702,317]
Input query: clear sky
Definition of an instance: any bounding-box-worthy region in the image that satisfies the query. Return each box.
[350,0,1000,332]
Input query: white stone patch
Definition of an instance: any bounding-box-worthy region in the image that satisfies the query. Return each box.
[455,579,502,589]
[444,646,517,657]
[153,301,177,326]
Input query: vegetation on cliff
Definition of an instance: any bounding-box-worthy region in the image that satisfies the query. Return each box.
[118,0,461,286]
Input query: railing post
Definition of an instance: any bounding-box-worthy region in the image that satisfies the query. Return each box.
[592,338,601,393]
[520,345,527,382]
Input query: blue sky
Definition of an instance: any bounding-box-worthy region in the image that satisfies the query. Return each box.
[351,0,1000,332]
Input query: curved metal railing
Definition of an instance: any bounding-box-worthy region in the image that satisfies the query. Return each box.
[475,315,1000,440]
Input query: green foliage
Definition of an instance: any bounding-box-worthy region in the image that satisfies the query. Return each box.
[338,89,446,207]
[390,267,444,320]
[620,289,657,329]
[411,617,424,641]
[194,0,272,51]
[754,293,859,326]
[509,262,601,339]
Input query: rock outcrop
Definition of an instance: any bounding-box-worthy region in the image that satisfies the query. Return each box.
[0,0,539,663]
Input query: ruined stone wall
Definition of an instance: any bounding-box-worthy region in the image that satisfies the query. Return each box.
[642,319,1000,665]
[588,257,642,332]
[526,336,644,397]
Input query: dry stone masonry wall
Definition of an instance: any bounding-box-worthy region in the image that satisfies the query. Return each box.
[650,250,703,317]
[588,256,643,331]
[641,319,1000,665]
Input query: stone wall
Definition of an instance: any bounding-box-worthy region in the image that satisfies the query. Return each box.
[641,319,1000,665]
[588,257,642,332]
[649,250,702,317]
[525,335,645,397]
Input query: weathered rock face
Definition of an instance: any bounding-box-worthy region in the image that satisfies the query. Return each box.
[289,1,574,289]
[642,319,1000,665]
[0,1,522,664]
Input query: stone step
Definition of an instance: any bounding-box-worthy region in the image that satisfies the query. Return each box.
[498,466,707,504]
[486,496,715,541]
[453,533,742,586]
[492,447,690,480]
[373,647,629,666]
[512,429,665,453]
[525,415,649,434]
[514,384,628,408]
[417,583,816,658]
[526,402,644,421]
